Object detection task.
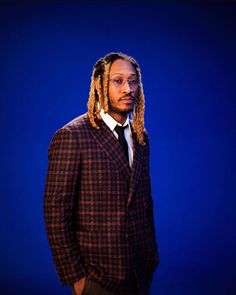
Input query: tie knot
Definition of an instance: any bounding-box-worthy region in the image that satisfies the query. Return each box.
[114,125,127,136]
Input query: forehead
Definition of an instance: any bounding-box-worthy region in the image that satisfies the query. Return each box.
[109,59,137,76]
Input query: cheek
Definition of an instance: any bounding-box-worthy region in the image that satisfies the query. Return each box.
[108,85,120,99]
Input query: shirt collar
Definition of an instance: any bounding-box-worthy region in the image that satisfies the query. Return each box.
[100,109,130,132]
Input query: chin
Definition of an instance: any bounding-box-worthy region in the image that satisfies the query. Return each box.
[120,104,134,113]
[109,105,134,115]
[120,107,133,114]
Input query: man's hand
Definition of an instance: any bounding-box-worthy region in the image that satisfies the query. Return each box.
[73,277,86,295]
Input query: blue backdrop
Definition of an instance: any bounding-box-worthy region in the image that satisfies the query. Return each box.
[0,1,235,294]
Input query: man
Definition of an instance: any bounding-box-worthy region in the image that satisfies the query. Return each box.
[44,52,159,295]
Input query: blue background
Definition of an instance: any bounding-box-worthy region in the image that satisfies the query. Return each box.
[0,1,235,294]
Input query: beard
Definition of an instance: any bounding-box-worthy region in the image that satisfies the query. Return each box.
[108,98,136,115]
[109,104,133,114]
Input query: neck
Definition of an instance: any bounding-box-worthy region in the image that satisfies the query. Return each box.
[108,111,128,125]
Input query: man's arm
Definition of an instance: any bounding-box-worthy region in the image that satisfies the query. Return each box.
[44,128,87,286]
[145,132,160,258]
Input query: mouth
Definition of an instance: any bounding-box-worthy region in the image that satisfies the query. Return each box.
[120,96,135,103]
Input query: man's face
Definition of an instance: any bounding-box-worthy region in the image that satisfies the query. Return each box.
[108,59,139,117]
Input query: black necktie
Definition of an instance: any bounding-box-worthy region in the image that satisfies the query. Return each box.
[114,125,129,162]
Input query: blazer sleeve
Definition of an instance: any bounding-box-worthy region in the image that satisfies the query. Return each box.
[44,127,87,285]
[145,132,160,258]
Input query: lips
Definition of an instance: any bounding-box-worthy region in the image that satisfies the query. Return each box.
[121,99,134,105]
[121,96,135,102]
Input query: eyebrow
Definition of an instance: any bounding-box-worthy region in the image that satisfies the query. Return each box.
[110,73,137,77]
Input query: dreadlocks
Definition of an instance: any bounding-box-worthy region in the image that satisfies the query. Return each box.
[87,52,145,144]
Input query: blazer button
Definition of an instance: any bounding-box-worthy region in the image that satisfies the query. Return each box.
[143,201,148,209]
[126,233,129,240]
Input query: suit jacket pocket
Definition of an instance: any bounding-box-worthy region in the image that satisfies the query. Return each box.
[76,230,129,278]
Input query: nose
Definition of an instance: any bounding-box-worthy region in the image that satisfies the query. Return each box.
[122,80,131,93]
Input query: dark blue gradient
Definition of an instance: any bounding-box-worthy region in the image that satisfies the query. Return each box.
[0,1,235,294]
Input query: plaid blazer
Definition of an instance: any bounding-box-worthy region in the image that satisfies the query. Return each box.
[44,113,159,294]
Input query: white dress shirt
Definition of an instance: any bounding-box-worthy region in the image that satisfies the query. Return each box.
[100,109,133,167]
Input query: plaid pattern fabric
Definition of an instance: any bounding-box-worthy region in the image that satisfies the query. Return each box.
[44,113,159,294]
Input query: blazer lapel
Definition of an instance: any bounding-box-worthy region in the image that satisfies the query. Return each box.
[89,119,131,182]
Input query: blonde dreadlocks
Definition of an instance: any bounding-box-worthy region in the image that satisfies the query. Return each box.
[87,52,145,144]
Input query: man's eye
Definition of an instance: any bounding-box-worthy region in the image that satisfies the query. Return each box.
[130,80,136,84]
[129,80,138,86]
[114,79,123,85]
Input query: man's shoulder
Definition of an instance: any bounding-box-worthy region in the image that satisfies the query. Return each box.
[130,120,150,144]
[143,127,149,137]
[50,113,91,143]
[61,112,90,132]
